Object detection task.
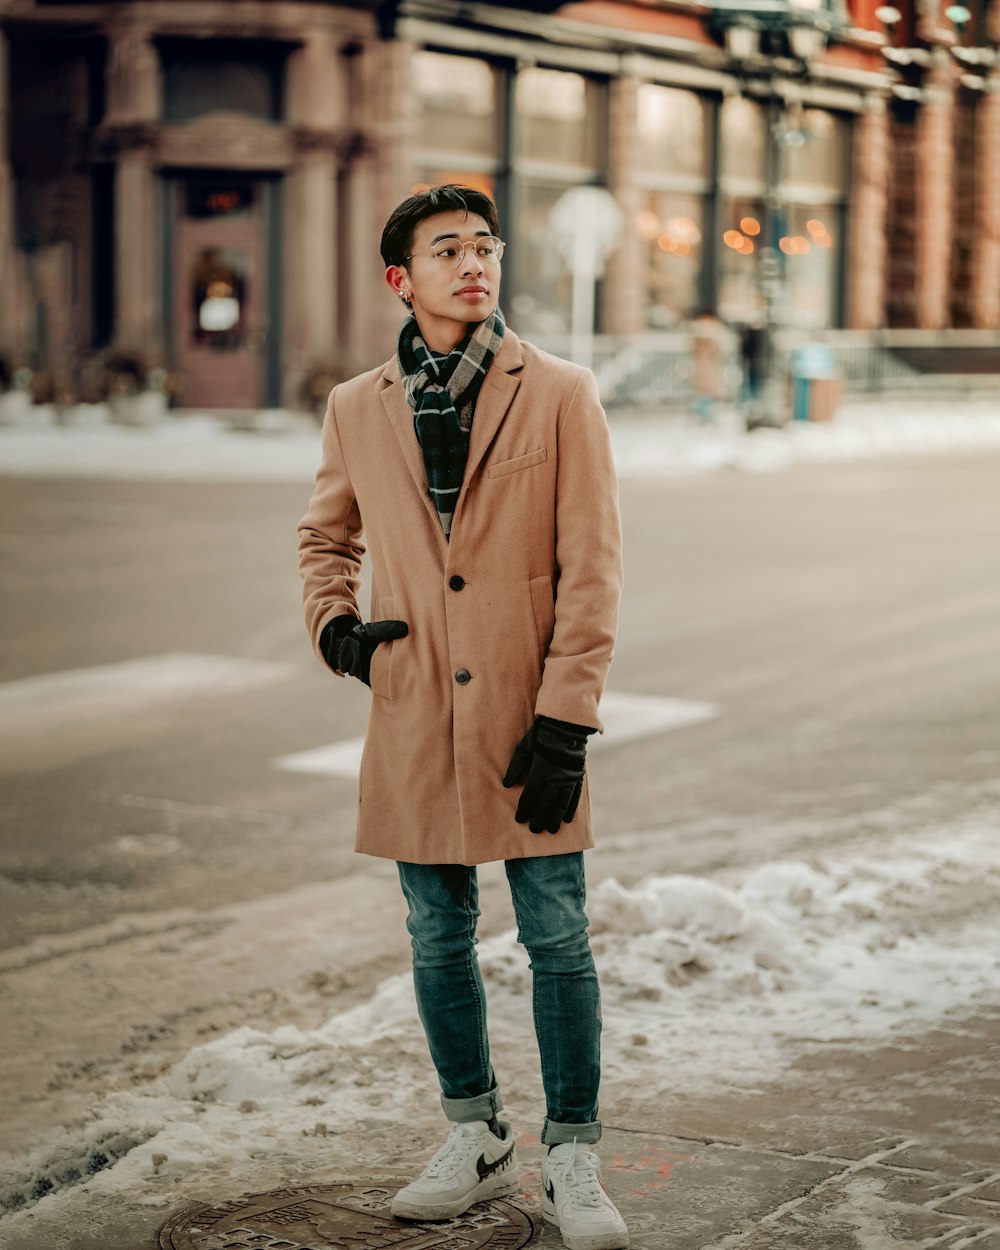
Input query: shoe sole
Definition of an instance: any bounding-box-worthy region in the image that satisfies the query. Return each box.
[542,1199,630,1250]
[391,1170,520,1221]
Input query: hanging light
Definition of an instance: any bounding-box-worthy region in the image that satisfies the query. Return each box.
[724,22,761,60]
[787,23,827,62]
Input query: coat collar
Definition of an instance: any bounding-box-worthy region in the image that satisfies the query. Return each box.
[379,327,524,384]
[379,328,524,544]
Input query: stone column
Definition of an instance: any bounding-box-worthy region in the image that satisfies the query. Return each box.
[989,0,1000,44]
[371,38,416,240]
[342,131,382,369]
[104,25,160,353]
[284,29,345,405]
[0,27,27,358]
[847,95,889,329]
[916,0,940,37]
[915,50,956,328]
[289,136,339,358]
[603,73,644,336]
[329,36,388,370]
[370,37,417,355]
[970,74,1000,327]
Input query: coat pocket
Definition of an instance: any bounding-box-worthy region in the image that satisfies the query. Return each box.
[487,447,548,479]
[369,596,395,701]
[528,574,555,660]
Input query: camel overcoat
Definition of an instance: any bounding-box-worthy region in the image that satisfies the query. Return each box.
[297,329,623,866]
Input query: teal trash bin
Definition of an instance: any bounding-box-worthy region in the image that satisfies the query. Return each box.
[790,344,838,422]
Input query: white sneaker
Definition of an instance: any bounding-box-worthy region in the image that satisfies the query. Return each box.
[542,1142,630,1250]
[390,1119,519,1221]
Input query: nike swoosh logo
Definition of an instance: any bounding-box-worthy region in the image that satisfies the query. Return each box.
[476,1141,515,1180]
[544,1179,555,1203]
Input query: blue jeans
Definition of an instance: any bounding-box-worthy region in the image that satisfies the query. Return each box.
[397,852,602,1146]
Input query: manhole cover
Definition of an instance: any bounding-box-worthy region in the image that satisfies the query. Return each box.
[158,1181,535,1249]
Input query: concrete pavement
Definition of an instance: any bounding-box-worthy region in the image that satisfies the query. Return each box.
[5,1004,998,1248]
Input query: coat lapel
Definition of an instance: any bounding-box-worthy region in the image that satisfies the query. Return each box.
[456,331,523,519]
[379,362,446,539]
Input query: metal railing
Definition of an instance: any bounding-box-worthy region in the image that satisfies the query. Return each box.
[533,328,1000,408]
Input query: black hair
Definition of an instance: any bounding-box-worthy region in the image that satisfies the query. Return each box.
[380,184,501,268]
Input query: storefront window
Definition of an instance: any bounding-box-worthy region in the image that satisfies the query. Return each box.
[511,68,603,335]
[510,182,577,336]
[717,195,766,325]
[633,84,711,328]
[414,52,499,158]
[778,109,847,328]
[716,102,846,329]
[163,56,279,123]
[637,84,709,180]
[516,68,599,168]
[720,97,767,188]
[781,204,840,329]
[641,190,704,328]
[782,110,847,197]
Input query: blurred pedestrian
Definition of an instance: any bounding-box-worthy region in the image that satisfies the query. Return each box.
[297,184,628,1249]
[689,307,726,422]
[737,317,767,416]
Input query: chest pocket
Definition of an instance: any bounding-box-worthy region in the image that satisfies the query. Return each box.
[487,447,548,479]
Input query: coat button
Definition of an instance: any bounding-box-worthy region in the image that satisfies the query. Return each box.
[449,575,465,591]
[455,668,472,685]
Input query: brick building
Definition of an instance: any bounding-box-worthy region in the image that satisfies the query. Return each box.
[0,0,993,409]
[882,0,1000,329]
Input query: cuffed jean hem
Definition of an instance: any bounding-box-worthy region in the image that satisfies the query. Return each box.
[542,1118,602,1146]
[441,1087,504,1124]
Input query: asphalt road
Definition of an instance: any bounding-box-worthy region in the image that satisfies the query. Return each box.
[4,439,1000,1250]
[2,452,999,951]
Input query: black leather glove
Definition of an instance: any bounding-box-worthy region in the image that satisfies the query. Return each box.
[320,615,409,686]
[502,715,595,835]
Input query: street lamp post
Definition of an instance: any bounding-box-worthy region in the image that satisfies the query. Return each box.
[710,4,839,426]
[750,98,816,428]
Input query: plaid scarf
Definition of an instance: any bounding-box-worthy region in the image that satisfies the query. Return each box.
[396,307,505,539]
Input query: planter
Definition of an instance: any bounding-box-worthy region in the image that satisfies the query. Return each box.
[111,390,168,427]
[0,389,33,426]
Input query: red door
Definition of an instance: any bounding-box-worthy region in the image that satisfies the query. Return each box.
[173,181,267,410]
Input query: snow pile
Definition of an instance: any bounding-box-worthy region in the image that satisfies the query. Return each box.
[4,398,1000,482]
[0,421,324,483]
[2,820,999,1225]
[476,824,1000,1092]
[587,841,1000,1091]
[610,399,1000,478]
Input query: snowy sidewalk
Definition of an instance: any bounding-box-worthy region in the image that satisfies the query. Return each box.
[2,818,999,1248]
[3,397,1000,483]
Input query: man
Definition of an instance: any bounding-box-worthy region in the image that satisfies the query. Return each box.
[297,184,627,1250]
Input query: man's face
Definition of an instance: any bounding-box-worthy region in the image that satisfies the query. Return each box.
[387,209,501,345]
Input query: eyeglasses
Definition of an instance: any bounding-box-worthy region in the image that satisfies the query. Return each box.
[405,236,506,268]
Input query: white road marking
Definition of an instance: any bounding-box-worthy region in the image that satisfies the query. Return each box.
[276,737,365,779]
[595,690,718,746]
[274,690,720,780]
[0,654,290,740]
